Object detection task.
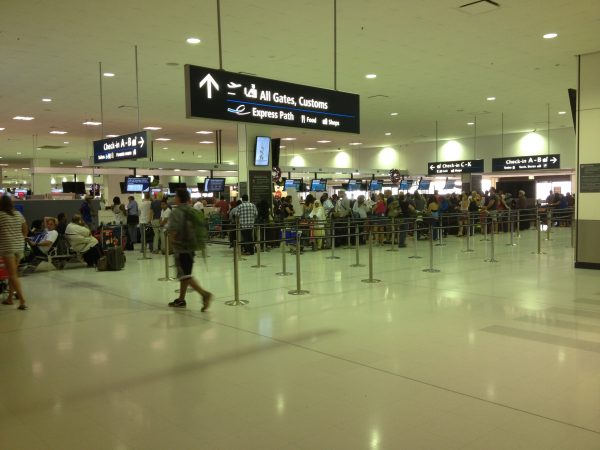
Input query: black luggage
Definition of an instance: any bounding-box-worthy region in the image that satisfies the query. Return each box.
[106,247,125,271]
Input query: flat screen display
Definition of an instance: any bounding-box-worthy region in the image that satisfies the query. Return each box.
[443,180,456,190]
[254,136,271,166]
[125,176,150,193]
[204,178,225,192]
[311,179,327,192]
[62,181,86,195]
[369,180,383,191]
[284,179,301,191]
[418,179,431,191]
[347,179,360,191]
[168,182,187,194]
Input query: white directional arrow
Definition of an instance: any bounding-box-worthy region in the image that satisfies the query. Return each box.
[430,165,435,170]
[199,73,219,99]
[138,136,144,147]
[550,157,557,164]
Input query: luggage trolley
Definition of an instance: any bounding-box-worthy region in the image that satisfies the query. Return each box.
[0,257,10,299]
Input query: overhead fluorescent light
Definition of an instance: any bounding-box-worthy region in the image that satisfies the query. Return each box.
[317,140,331,143]
[280,145,286,149]
[199,141,214,144]
[143,126,162,130]
[186,37,201,44]
[543,33,558,39]
[174,169,181,172]
[83,121,102,126]
[384,132,391,136]
[21,167,29,170]
[170,158,175,161]
[42,98,52,102]
[282,137,296,141]
[63,141,70,144]
[106,134,118,138]
[13,116,35,121]
[558,111,566,115]
[365,74,377,79]
[467,122,475,125]
[162,147,169,150]
[195,130,212,134]
[349,142,362,146]
[49,130,68,135]
[486,97,496,101]
[390,112,398,116]
[155,137,171,141]
[305,147,317,150]
[0,128,5,131]
[103,72,115,77]
[17,152,21,155]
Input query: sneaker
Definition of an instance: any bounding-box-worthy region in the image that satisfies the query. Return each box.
[201,293,214,312]
[168,298,187,308]
[17,304,28,310]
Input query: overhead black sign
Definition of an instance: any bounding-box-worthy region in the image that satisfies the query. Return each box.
[427,159,484,175]
[185,65,360,134]
[492,154,560,172]
[93,131,151,164]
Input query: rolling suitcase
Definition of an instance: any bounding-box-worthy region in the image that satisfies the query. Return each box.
[105,247,126,271]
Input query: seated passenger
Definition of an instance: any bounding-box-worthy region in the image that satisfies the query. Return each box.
[65,214,103,267]
[26,217,59,260]
[56,212,68,235]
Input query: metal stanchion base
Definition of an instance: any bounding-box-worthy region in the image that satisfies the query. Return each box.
[361,278,381,283]
[408,255,423,259]
[251,264,267,268]
[531,251,547,255]
[276,271,293,276]
[462,249,475,253]
[138,255,153,260]
[288,289,309,295]
[350,263,365,267]
[435,243,446,247]
[225,299,249,306]
[422,268,440,273]
[386,248,399,252]
[480,238,490,242]
[158,277,176,281]
[326,255,340,260]
[484,258,499,263]
[506,243,517,246]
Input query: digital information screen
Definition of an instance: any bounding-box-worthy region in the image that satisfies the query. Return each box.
[185,64,360,134]
[204,178,225,192]
[311,179,327,191]
[126,177,150,192]
[254,136,270,166]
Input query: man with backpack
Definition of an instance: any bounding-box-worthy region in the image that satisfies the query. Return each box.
[167,188,213,311]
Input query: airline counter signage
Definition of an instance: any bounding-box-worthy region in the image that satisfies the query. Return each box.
[492,154,560,171]
[185,64,360,134]
[93,131,151,164]
[427,159,484,175]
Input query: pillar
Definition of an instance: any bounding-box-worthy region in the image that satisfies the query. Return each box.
[32,159,52,195]
[237,123,272,203]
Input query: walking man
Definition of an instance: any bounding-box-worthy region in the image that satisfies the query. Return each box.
[167,188,214,311]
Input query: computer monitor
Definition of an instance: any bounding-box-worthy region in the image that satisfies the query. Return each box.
[418,179,431,191]
[168,182,187,193]
[204,178,225,193]
[125,176,150,193]
[284,179,301,191]
[347,179,360,191]
[443,180,456,190]
[254,136,271,166]
[369,180,383,191]
[62,181,86,194]
[310,179,327,192]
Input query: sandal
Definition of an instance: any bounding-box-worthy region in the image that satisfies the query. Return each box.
[2,300,14,305]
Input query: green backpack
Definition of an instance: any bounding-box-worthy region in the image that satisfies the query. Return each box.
[184,207,208,252]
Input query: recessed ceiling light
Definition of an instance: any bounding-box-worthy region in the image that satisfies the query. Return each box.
[162,147,169,150]
[49,130,68,135]
[0,128,5,131]
[103,72,115,77]
[170,158,175,161]
[390,112,398,116]
[16,152,21,155]
[305,147,317,150]
[195,130,212,134]
[42,98,52,102]
[174,169,181,172]
[384,132,391,136]
[106,134,118,138]
[467,122,475,125]
[349,142,362,146]
[317,140,331,143]
[365,74,377,79]
[280,145,286,149]
[0,157,3,159]
[558,111,566,115]
[59,162,64,165]
[282,137,296,141]
[155,137,171,141]
[83,121,102,126]
[186,37,201,44]
[76,165,83,168]
[13,116,35,121]
[63,141,70,144]
[21,167,29,170]
[199,141,214,144]
[143,126,162,131]
[543,33,558,39]
[486,97,496,101]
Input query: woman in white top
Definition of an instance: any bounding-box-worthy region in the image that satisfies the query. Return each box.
[65,214,102,267]
[112,196,126,225]
[311,200,326,249]
[0,195,28,309]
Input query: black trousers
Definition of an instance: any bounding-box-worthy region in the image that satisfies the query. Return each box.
[241,228,254,254]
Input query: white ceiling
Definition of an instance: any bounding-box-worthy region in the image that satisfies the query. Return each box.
[1,0,599,175]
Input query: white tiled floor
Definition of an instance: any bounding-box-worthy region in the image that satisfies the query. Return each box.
[2,226,600,449]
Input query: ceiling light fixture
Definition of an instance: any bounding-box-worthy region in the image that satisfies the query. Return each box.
[486,97,496,101]
[49,130,68,135]
[103,72,115,77]
[365,74,377,79]
[385,132,391,136]
[174,169,181,172]
[186,37,201,44]
[317,140,331,143]
[282,137,296,141]
[162,147,169,150]
[199,141,214,144]
[106,134,118,138]
[17,152,21,155]
[143,126,162,130]
[349,142,362,146]
[13,116,35,121]
[63,141,70,144]
[155,137,171,141]
[195,130,212,134]
[170,158,175,161]
[543,33,558,39]
[467,122,475,125]
[390,112,398,116]
[83,121,102,126]
[558,111,566,115]
[0,128,5,131]
[42,98,52,102]
[305,147,317,150]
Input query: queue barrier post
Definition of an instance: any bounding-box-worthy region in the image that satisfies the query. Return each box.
[236,225,246,261]
[409,218,423,259]
[387,217,399,252]
[546,209,552,241]
[422,224,440,273]
[251,225,266,268]
[138,223,152,260]
[485,217,499,263]
[463,214,475,253]
[532,215,546,255]
[326,219,340,260]
[288,231,309,295]
[571,213,575,249]
[361,231,381,283]
[158,230,176,281]
[481,214,490,241]
[345,218,352,249]
[507,210,517,246]
[276,228,293,276]
[435,215,446,247]
[225,240,249,306]
[516,210,521,238]
[351,222,365,267]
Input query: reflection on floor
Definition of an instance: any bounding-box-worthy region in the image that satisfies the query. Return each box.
[2,226,600,449]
